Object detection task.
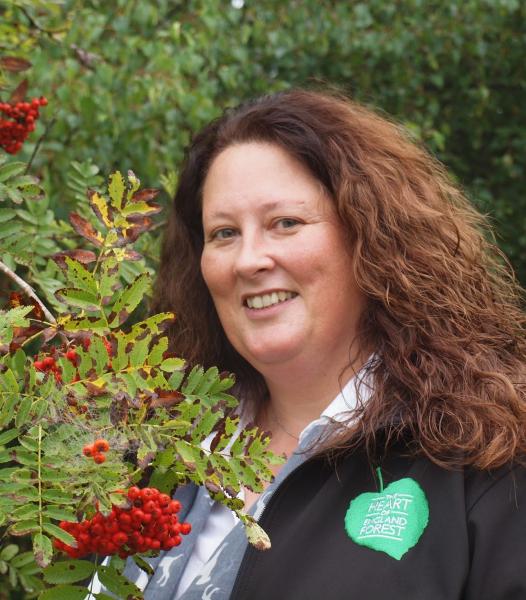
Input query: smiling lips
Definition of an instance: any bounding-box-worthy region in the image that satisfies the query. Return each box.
[245,290,298,309]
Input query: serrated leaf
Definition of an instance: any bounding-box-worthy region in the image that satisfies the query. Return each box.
[0,368,19,393]
[42,489,76,504]
[108,171,125,211]
[39,584,89,599]
[69,213,104,247]
[0,544,19,561]
[55,287,99,311]
[10,550,34,568]
[245,518,271,550]
[182,365,204,395]
[33,533,53,568]
[11,520,39,535]
[0,427,19,445]
[0,56,31,72]
[12,503,39,519]
[160,357,186,372]
[62,257,98,295]
[0,208,17,222]
[97,565,142,598]
[42,522,77,547]
[147,337,168,366]
[89,189,112,228]
[108,273,151,327]
[121,200,161,217]
[15,398,33,429]
[43,506,76,521]
[43,559,95,584]
[131,554,154,576]
[0,162,26,183]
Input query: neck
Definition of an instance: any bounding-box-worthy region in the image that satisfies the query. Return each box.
[260,350,368,439]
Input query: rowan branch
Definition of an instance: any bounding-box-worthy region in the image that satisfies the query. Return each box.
[0,257,56,324]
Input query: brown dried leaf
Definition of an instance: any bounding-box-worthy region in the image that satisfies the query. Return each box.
[9,79,28,103]
[52,249,97,268]
[130,188,160,203]
[0,56,32,72]
[69,212,104,247]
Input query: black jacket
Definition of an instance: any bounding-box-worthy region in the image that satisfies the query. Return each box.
[230,446,526,600]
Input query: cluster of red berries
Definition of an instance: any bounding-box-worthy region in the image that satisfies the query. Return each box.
[34,346,80,383]
[33,354,63,383]
[33,337,113,384]
[54,487,192,558]
[83,438,110,464]
[0,96,47,154]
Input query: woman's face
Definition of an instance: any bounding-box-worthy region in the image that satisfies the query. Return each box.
[200,142,365,374]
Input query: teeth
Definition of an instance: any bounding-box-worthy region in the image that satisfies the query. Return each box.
[246,291,297,309]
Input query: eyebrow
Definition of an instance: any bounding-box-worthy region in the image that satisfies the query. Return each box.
[204,200,295,221]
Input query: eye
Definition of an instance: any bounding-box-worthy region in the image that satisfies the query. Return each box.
[275,218,301,230]
[211,227,237,241]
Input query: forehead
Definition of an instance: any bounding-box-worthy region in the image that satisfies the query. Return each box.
[202,142,327,217]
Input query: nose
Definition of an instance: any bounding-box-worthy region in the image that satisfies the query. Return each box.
[233,230,275,278]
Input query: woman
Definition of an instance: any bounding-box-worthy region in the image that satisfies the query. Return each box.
[134,90,526,599]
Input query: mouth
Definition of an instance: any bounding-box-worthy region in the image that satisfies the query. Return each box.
[244,290,298,310]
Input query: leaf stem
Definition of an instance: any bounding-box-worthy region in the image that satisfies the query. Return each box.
[37,424,43,537]
[0,258,56,325]
[25,116,57,174]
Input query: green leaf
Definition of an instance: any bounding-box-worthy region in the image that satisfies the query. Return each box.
[43,560,95,584]
[108,273,151,327]
[55,287,100,311]
[10,551,36,568]
[0,220,23,238]
[39,584,89,600]
[147,337,168,366]
[131,554,154,576]
[0,427,19,445]
[182,365,204,394]
[97,565,142,598]
[0,368,19,393]
[244,518,271,550]
[0,208,17,223]
[42,489,76,504]
[160,357,185,372]
[33,532,53,568]
[0,162,26,183]
[12,503,39,520]
[0,544,19,561]
[108,171,125,211]
[15,397,33,428]
[42,522,77,547]
[43,506,76,521]
[10,520,40,535]
[63,257,98,296]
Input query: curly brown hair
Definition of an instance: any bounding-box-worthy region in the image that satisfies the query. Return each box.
[153,89,526,469]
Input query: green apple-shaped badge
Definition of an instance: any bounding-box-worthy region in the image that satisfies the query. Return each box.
[344,470,429,560]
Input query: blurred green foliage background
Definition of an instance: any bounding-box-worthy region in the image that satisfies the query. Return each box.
[1,0,525,282]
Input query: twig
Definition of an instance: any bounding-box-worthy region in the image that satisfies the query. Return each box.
[25,116,56,174]
[17,5,69,37]
[0,257,56,324]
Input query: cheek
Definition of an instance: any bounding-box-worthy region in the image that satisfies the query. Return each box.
[200,251,233,311]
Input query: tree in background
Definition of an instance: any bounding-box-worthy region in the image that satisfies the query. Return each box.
[1,0,524,284]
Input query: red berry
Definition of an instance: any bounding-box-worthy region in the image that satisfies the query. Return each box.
[180,522,192,535]
[43,356,55,368]
[34,360,44,371]
[93,453,106,464]
[66,348,77,361]
[82,445,94,457]
[93,438,110,452]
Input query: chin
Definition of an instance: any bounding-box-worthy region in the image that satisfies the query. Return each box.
[241,339,303,367]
